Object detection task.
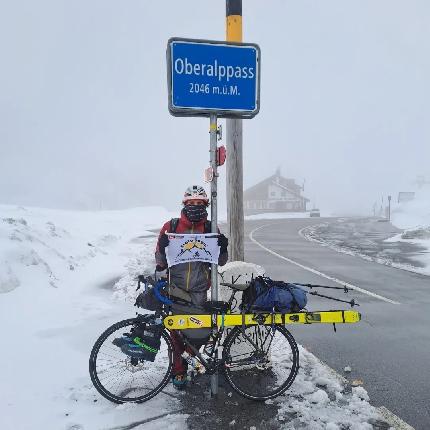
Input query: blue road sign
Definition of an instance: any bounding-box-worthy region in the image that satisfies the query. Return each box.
[167,38,260,118]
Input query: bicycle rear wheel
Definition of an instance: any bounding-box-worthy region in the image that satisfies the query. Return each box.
[89,318,173,403]
[223,324,299,401]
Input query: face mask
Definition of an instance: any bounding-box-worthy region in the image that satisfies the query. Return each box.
[183,205,208,223]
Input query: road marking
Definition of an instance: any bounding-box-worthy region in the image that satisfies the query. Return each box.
[249,224,400,305]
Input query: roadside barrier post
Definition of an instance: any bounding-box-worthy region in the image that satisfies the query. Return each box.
[226,0,245,262]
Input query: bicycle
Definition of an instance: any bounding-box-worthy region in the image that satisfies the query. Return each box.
[89,275,301,403]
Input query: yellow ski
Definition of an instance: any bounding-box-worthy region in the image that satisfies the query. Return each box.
[163,310,361,330]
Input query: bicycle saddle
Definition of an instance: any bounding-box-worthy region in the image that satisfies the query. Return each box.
[220,282,249,291]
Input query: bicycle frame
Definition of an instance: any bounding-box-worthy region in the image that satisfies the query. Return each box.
[137,286,263,374]
[174,324,224,374]
[172,316,276,376]
[136,275,360,375]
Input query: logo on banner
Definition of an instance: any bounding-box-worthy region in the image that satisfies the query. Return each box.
[176,238,212,262]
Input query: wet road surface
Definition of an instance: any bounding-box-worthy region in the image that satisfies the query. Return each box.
[244,217,430,429]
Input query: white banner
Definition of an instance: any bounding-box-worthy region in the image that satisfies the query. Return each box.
[166,233,220,267]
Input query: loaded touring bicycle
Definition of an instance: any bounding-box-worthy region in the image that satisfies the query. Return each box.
[89,262,360,403]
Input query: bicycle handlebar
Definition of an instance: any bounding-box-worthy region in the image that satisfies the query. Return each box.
[153,280,173,305]
[137,275,173,305]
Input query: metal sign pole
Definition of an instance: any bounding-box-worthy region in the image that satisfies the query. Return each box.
[166,36,260,397]
[209,113,219,396]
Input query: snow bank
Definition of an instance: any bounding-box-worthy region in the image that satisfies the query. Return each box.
[0,205,173,293]
[0,204,185,430]
[388,186,430,273]
[391,186,430,230]
[276,346,383,429]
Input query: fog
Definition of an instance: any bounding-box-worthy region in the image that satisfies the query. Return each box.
[1,0,429,215]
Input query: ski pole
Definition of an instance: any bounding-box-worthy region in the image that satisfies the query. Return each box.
[295,283,350,293]
[307,291,359,307]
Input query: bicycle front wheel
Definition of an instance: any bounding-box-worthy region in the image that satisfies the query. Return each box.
[223,324,299,401]
[89,318,173,403]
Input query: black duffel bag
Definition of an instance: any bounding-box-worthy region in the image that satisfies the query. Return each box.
[135,277,171,312]
[135,286,162,312]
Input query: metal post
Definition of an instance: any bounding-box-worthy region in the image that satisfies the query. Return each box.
[226,0,245,262]
[209,113,219,396]
[388,195,392,221]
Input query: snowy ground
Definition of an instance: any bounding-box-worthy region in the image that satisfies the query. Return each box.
[1,205,393,429]
[300,187,430,277]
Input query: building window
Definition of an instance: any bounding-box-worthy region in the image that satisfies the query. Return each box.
[270,191,276,197]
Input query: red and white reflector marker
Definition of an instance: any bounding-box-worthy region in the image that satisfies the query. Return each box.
[204,167,214,183]
[217,146,226,166]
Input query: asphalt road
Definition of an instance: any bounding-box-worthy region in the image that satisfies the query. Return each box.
[244,217,430,430]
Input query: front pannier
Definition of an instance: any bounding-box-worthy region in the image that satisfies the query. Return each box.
[128,323,164,362]
[241,276,307,313]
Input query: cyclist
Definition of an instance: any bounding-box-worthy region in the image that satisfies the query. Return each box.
[155,185,228,389]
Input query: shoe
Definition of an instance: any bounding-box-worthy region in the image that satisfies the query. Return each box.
[172,374,187,390]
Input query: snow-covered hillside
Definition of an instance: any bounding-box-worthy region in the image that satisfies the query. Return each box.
[388,186,430,272]
[0,205,392,429]
[0,205,176,293]
[0,205,186,430]
[391,186,430,230]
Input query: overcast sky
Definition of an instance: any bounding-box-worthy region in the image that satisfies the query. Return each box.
[1,0,429,214]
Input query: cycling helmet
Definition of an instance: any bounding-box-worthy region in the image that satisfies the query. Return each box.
[182,185,209,205]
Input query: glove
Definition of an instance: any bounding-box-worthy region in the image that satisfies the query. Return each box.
[218,234,228,252]
[158,233,169,253]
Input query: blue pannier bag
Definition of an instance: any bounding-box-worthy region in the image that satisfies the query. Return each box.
[241,276,307,313]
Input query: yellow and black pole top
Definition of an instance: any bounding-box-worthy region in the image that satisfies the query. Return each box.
[226,0,242,43]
